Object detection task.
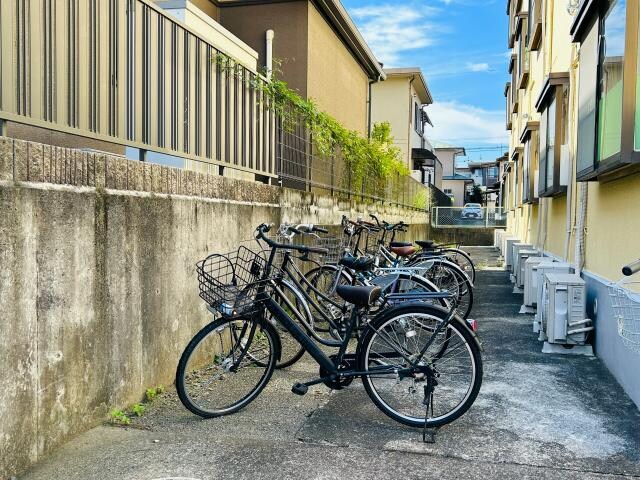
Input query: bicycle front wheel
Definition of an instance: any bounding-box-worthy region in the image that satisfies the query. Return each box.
[358,304,482,428]
[176,316,280,418]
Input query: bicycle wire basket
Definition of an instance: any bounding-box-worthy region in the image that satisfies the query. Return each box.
[361,228,384,256]
[608,279,640,354]
[197,245,275,318]
[263,229,350,265]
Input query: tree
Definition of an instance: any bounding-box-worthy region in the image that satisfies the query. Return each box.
[468,185,484,205]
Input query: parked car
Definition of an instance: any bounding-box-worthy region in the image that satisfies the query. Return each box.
[461,203,484,219]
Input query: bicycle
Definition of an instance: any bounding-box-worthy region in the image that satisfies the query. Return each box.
[176,223,483,429]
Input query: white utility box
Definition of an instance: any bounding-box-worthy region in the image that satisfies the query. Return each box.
[534,262,573,334]
[523,256,548,306]
[542,273,592,346]
[516,249,539,288]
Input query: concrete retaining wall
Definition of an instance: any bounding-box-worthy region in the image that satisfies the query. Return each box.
[0,137,429,477]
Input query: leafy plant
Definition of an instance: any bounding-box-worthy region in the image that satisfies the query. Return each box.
[212,53,414,200]
[110,409,131,425]
[145,385,164,402]
[131,403,146,417]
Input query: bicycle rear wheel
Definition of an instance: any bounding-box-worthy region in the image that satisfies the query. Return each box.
[176,316,280,418]
[358,304,482,428]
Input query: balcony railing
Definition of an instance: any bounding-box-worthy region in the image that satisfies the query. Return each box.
[0,0,431,211]
[0,0,276,178]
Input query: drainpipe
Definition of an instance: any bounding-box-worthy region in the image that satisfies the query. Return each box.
[367,75,382,138]
[265,29,274,80]
[408,76,416,168]
[564,44,580,263]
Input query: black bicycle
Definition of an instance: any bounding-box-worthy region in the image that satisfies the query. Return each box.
[176,224,483,428]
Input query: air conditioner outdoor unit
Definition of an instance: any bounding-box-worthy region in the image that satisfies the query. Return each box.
[542,273,593,355]
[494,229,505,249]
[511,243,532,276]
[523,256,548,307]
[535,262,573,334]
[502,237,518,268]
[516,249,539,288]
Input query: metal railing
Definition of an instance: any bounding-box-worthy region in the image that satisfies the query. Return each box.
[0,0,431,210]
[431,207,508,228]
[276,110,431,210]
[0,0,276,178]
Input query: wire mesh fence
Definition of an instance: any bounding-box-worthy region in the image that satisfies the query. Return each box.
[431,207,508,228]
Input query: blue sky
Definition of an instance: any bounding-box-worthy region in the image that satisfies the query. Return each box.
[343,0,509,163]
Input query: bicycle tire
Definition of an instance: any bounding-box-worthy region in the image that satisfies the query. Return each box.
[357,304,482,428]
[176,316,280,418]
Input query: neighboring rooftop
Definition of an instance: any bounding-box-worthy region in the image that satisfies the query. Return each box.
[443,173,474,181]
[216,0,386,80]
[383,67,433,104]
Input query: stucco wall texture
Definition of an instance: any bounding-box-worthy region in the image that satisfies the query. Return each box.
[0,136,430,477]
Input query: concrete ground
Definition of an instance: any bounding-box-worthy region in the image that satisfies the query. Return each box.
[19,247,640,480]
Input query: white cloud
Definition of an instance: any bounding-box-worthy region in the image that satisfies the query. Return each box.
[349,5,443,66]
[466,62,490,72]
[426,101,508,147]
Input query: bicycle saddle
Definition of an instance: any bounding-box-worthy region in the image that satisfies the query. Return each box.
[339,254,374,272]
[336,285,382,307]
[389,241,413,248]
[416,240,436,250]
[390,245,416,257]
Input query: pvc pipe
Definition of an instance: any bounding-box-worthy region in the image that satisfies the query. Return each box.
[266,29,274,80]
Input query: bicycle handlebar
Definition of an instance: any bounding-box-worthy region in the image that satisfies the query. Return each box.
[622,259,640,276]
[256,224,329,255]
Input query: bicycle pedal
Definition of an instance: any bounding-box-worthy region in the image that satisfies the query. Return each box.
[291,383,309,396]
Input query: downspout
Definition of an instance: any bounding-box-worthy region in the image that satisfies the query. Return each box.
[564,44,580,262]
[408,76,416,168]
[367,75,382,138]
[265,29,275,80]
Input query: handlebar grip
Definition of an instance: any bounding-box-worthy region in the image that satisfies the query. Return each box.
[313,226,329,234]
[287,226,302,235]
[305,246,329,255]
[258,223,274,233]
[622,259,640,276]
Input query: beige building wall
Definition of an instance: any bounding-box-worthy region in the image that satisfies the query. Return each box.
[442,180,467,207]
[371,77,412,166]
[306,2,369,135]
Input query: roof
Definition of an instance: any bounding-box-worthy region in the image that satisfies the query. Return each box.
[384,67,433,104]
[443,174,473,182]
[216,0,386,80]
[433,143,466,156]
[467,160,499,168]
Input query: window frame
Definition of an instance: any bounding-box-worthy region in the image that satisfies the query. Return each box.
[505,82,513,130]
[519,121,540,204]
[571,0,640,181]
[535,72,569,196]
[528,0,543,51]
[516,12,530,89]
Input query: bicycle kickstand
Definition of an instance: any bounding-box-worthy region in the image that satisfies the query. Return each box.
[422,382,439,444]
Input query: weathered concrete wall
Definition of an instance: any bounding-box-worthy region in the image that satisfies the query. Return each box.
[429,227,496,247]
[0,137,429,477]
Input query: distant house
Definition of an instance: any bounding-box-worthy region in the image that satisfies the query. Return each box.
[467,158,502,206]
[435,145,472,207]
[370,67,440,187]
[190,0,386,135]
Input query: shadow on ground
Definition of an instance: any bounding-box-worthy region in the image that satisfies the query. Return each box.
[20,247,640,480]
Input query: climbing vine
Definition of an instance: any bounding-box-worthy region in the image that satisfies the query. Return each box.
[214,54,410,196]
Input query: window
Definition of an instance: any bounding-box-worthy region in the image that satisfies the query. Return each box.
[572,0,640,180]
[598,0,625,161]
[414,103,424,135]
[517,14,530,89]
[444,188,453,195]
[536,73,569,196]
[521,123,539,203]
[528,0,543,50]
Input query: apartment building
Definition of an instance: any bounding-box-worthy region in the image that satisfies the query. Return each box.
[504,0,640,407]
[370,67,439,185]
